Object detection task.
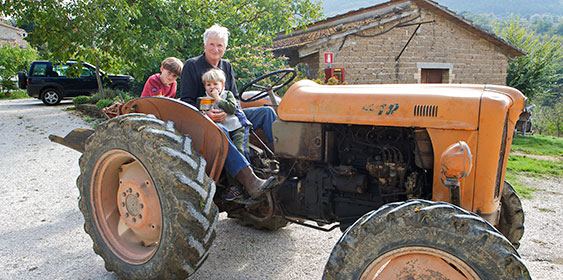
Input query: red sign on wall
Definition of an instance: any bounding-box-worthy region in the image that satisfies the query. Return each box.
[324,52,334,64]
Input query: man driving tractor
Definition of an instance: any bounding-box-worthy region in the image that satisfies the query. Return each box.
[179,24,277,201]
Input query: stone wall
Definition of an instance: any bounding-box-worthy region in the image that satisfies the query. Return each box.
[299,4,509,85]
[0,23,28,49]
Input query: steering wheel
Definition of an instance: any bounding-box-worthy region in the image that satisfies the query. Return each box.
[239,69,296,102]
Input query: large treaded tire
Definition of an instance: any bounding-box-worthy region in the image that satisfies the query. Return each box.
[77,113,218,279]
[324,199,530,280]
[498,180,525,249]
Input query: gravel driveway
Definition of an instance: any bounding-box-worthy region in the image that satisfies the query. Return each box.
[1,98,561,279]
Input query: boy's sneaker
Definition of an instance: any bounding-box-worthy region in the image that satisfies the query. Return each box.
[223,186,244,201]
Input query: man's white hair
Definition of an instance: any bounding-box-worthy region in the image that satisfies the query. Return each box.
[203,24,229,47]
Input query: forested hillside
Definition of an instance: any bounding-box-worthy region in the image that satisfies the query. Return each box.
[322,0,563,18]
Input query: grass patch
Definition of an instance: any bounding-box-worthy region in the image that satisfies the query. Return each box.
[504,170,536,199]
[0,90,29,100]
[505,154,563,199]
[511,134,563,156]
[507,156,563,177]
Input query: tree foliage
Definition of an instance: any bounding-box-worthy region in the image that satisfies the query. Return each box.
[496,16,563,99]
[2,0,322,90]
[224,44,291,89]
[0,44,37,92]
[531,98,563,137]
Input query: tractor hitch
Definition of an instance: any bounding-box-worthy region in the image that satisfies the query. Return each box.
[49,128,94,153]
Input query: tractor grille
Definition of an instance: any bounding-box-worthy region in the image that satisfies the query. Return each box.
[495,114,510,198]
[414,104,438,117]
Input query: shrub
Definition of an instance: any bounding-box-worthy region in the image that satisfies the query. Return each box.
[112,92,135,103]
[72,95,91,105]
[96,99,114,109]
[0,44,37,92]
[0,89,28,100]
[311,70,348,85]
[1,79,18,93]
[89,94,101,104]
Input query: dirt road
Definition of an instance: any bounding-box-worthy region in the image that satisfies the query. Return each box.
[0,98,561,279]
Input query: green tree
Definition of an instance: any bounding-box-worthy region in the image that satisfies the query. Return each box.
[533,98,563,137]
[3,0,322,94]
[0,44,37,94]
[4,0,135,97]
[496,15,563,99]
[224,44,291,89]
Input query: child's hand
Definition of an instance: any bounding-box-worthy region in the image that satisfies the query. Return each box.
[209,89,220,100]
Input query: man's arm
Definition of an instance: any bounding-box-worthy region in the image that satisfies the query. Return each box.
[179,61,199,106]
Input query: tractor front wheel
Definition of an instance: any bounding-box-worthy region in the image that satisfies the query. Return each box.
[498,180,525,249]
[324,200,530,280]
[77,114,218,279]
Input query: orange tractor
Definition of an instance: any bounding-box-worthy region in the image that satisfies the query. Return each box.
[51,69,530,279]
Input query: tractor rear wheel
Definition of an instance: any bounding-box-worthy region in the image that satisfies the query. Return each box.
[324,199,530,280]
[77,113,218,279]
[498,180,525,249]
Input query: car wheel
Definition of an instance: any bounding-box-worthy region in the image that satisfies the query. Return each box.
[113,84,129,92]
[41,88,62,105]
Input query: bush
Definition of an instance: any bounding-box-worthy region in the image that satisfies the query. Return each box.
[1,79,18,93]
[311,70,348,85]
[0,89,28,100]
[113,92,135,103]
[89,94,101,104]
[72,95,91,105]
[96,99,114,109]
[0,44,37,92]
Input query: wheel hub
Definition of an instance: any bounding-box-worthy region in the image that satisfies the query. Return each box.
[361,246,480,280]
[126,194,141,216]
[118,182,147,228]
[92,150,163,264]
[114,161,162,244]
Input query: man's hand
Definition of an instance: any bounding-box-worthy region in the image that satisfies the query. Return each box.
[206,109,226,123]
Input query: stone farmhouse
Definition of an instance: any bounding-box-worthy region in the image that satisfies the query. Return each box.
[0,21,28,49]
[272,0,524,85]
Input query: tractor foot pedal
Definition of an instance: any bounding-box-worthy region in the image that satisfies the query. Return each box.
[231,196,265,205]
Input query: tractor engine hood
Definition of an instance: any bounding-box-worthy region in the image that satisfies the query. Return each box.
[278,80,524,131]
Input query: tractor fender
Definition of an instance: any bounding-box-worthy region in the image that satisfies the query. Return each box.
[119,97,229,182]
